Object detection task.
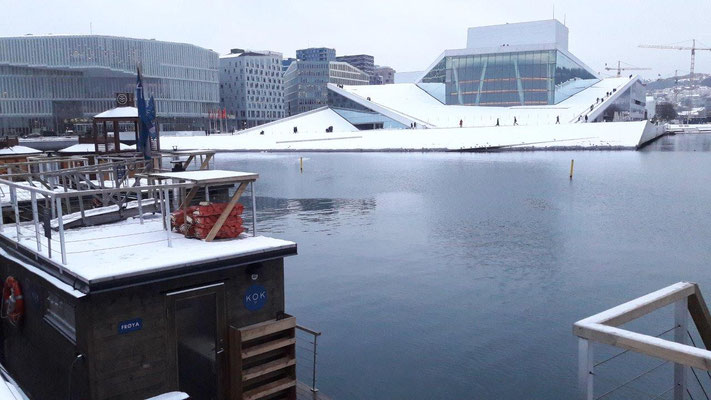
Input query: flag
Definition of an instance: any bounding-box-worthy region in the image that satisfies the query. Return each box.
[136,66,156,160]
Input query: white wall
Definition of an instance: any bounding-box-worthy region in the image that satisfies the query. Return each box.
[467,20,568,50]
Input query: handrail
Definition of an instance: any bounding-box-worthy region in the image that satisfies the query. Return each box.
[574,281,711,400]
[296,324,322,392]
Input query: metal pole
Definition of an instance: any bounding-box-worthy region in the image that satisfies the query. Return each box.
[137,185,144,224]
[578,338,593,400]
[674,298,688,400]
[31,192,41,252]
[158,182,166,230]
[311,333,319,392]
[0,191,4,232]
[163,186,172,248]
[46,197,51,259]
[55,196,67,266]
[251,181,257,237]
[10,186,20,240]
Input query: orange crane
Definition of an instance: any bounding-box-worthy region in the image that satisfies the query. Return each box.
[639,40,711,84]
[604,61,650,77]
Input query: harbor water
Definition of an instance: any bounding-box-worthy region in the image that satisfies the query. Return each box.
[215,134,711,399]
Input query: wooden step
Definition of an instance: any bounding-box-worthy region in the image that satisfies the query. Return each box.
[242,337,295,359]
[239,316,295,341]
[242,377,295,400]
[242,356,295,381]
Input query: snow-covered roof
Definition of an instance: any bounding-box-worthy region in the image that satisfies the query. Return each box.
[2,218,296,286]
[0,145,41,156]
[58,143,136,153]
[94,106,138,119]
[149,170,258,184]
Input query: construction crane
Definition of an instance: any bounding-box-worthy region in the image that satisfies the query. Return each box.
[639,40,711,85]
[604,61,650,77]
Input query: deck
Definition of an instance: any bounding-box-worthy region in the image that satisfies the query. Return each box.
[297,381,332,400]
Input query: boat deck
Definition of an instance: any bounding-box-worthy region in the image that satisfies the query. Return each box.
[297,382,332,400]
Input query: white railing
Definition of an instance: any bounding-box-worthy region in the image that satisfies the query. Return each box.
[574,282,711,400]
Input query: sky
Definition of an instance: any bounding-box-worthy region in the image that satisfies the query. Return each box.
[2,0,711,80]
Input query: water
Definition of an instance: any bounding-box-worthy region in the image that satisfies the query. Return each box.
[215,134,711,399]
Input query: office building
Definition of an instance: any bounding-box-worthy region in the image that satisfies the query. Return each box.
[374,66,396,84]
[296,47,335,62]
[284,60,368,116]
[336,54,375,77]
[0,34,220,135]
[220,49,285,130]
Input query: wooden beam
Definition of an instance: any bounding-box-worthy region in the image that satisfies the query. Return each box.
[576,282,695,327]
[239,316,295,342]
[199,153,213,170]
[178,185,200,210]
[241,337,296,359]
[181,155,195,170]
[204,182,248,242]
[574,323,711,371]
[689,283,711,350]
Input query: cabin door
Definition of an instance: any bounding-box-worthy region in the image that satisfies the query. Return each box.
[167,283,227,400]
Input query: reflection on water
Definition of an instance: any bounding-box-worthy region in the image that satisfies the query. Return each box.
[254,196,376,234]
[215,135,711,400]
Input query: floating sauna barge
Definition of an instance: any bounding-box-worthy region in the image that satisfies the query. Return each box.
[0,156,303,400]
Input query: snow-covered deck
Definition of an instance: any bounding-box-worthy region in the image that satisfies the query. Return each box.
[1,215,296,286]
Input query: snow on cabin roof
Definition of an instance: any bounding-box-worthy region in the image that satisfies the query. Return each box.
[58,143,136,153]
[0,145,41,156]
[94,106,138,119]
[148,170,258,184]
[1,218,296,285]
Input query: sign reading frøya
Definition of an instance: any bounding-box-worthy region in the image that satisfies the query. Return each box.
[243,285,267,311]
[118,318,143,334]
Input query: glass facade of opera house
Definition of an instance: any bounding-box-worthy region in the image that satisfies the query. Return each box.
[421,49,598,107]
[0,35,219,135]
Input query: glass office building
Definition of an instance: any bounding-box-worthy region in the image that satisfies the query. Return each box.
[0,35,220,135]
[421,49,598,106]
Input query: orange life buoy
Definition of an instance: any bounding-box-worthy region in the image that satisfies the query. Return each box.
[2,277,24,325]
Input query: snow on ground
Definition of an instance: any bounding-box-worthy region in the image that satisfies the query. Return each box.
[2,216,296,285]
[161,120,658,152]
[58,143,135,153]
[222,107,357,136]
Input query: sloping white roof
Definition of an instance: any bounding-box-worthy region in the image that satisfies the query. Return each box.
[58,143,136,153]
[0,145,41,156]
[94,107,138,119]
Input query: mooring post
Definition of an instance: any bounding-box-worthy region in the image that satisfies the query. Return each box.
[570,159,575,180]
[300,157,303,173]
[578,338,593,400]
[674,297,688,400]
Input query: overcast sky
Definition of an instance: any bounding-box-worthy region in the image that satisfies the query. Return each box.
[3,0,711,80]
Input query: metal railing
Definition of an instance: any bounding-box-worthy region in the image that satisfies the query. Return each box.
[574,282,711,400]
[296,324,322,392]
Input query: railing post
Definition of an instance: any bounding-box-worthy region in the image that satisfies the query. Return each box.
[251,181,257,237]
[31,192,41,252]
[674,298,688,400]
[578,338,593,400]
[311,332,319,392]
[55,196,67,266]
[163,185,172,248]
[137,184,144,225]
[10,185,20,240]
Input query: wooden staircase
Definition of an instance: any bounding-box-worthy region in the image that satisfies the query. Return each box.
[230,315,297,400]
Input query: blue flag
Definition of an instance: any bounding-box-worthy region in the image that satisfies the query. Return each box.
[136,67,155,160]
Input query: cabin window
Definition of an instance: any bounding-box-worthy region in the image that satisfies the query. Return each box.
[44,294,76,343]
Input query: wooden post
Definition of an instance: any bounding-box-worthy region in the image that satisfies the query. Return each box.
[578,338,593,400]
[570,159,575,180]
[205,182,248,242]
[674,298,688,400]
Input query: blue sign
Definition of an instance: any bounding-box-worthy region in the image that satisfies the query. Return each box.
[118,318,143,334]
[243,285,267,311]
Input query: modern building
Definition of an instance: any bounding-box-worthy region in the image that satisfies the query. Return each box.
[336,54,375,77]
[0,34,220,136]
[282,57,296,72]
[374,66,396,84]
[220,49,285,130]
[284,60,369,116]
[296,47,335,62]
